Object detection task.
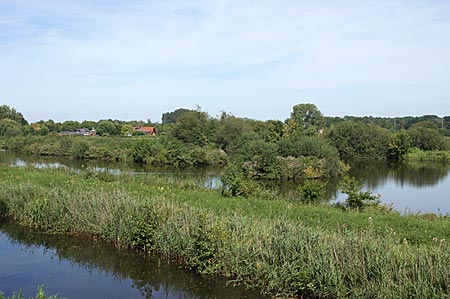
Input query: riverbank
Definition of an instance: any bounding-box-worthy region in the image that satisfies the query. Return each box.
[0,165,449,298]
[405,148,450,162]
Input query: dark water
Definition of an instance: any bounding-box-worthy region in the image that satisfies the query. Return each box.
[1,150,450,214]
[0,222,267,299]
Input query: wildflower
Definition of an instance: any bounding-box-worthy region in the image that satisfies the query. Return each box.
[433,237,438,243]
[441,239,446,243]
[402,238,408,245]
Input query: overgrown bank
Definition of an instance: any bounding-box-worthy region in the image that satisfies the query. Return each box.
[0,166,449,298]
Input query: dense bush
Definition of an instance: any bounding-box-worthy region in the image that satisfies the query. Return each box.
[327,121,390,160]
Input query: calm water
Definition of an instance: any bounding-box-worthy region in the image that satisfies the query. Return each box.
[1,151,450,214]
[0,221,267,299]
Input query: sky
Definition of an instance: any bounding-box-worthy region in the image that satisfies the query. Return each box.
[1,0,450,123]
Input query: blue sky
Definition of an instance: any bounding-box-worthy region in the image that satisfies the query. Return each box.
[1,0,450,123]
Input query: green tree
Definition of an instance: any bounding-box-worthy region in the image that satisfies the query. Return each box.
[408,126,445,150]
[0,105,28,125]
[0,119,22,136]
[288,103,324,133]
[215,112,252,150]
[60,121,81,132]
[327,121,390,160]
[172,109,216,146]
[339,176,380,211]
[40,125,49,136]
[161,108,191,124]
[96,120,118,136]
[121,124,133,136]
[387,130,410,160]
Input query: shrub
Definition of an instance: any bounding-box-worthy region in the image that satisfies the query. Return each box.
[297,180,326,204]
[339,176,380,211]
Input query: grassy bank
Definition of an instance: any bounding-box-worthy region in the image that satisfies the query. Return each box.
[0,165,449,298]
[405,148,450,163]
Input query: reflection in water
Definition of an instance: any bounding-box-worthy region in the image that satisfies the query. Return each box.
[0,222,266,299]
[348,161,450,189]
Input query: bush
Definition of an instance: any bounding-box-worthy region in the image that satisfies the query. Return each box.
[339,176,380,211]
[297,180,326,204]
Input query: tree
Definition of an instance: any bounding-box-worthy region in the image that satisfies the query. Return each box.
[289,103,324,132]
[327,121,390,160]
[387,130,410,160]
[408,126,445,151]
[0,105,28,125]
[215,112,252,150]
[0,119,22,136]
[121,124,133,136]
[96,120,118,136]
[171,109,216,146]
[60,121,81,132]
[161,108,191,124]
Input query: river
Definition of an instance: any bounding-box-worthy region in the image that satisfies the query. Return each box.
[0,221,267,299]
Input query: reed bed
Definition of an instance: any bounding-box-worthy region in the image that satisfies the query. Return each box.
[0,165,449,298]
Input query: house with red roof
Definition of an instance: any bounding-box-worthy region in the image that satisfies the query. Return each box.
[133,126,157,136]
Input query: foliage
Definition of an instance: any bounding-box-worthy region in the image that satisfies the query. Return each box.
[0,119,23,137]
[339,176,380,211]
[96,120,118,136]
[0,105,28,125]
[221,162,259,197]
[161,108,192,124]
[327,121,390,160]
[215,112,252,150]
[171,109,216,147]
[387,130,411,160]
[408,126,446,151]
[289,103,324,132]
[297,179,326,204]
[405,148,450,163]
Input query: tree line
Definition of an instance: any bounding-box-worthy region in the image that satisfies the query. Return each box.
[1,103,449,176]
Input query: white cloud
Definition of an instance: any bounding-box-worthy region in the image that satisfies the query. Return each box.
[1,0,450,122]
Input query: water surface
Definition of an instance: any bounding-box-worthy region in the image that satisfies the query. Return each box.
[0,222,267,299]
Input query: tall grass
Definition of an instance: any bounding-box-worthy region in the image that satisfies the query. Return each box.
[0,166,449,298]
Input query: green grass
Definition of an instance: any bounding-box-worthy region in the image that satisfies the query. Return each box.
[406,148,450,162]
[0,286,63,299]
[0,165,449,298]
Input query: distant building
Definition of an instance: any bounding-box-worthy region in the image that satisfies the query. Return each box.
[133,126,157,136]
[58,128,96,136]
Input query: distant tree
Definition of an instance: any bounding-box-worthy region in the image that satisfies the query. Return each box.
[60,121,81,132]
[96,120,118,136]
[289,103,324,132]
[0,105,28,125]
[215,112,252,150]
[387,130,410,160]
[0,119,23,136]
[121,124,133,136]
[161,108,191,124]
[171,109,216,146]
[81,120,97,130]
[408,126,445,151]
[326,121,390,160]
[40,125,49,136]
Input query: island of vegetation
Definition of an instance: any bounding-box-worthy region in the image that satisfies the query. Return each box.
[1,103,450,299]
